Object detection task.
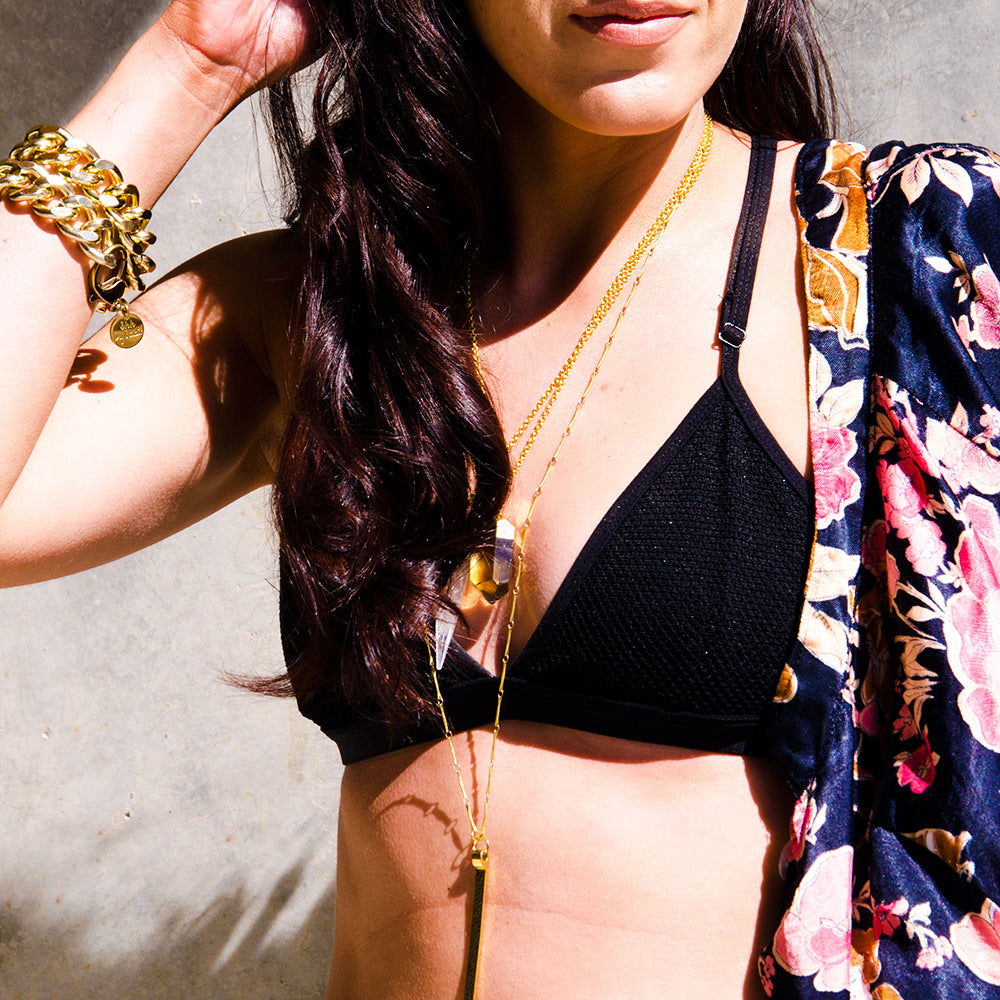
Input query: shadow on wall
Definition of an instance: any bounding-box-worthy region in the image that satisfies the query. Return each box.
[0,1,164,138]
[0,863,336,1000]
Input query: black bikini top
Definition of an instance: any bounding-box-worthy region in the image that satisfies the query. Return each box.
[284,136,813,763]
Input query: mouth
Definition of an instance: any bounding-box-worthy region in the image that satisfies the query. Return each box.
[570,3,691,45]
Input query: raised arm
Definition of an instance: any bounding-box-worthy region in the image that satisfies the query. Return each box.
[0,1,315,585]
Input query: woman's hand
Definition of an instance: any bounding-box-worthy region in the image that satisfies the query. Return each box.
[155,0,319,106]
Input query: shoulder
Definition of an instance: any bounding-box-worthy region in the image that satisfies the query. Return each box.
[795,139,1000,419]
[792,136,1000,289]
[794,138,1000,229]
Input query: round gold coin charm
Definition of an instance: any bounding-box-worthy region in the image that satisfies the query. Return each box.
[110,312,144,348]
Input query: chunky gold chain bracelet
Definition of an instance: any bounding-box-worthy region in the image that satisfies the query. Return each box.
[0,126,156,347]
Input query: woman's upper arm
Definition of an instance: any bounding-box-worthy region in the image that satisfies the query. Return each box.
[0,229,297,586]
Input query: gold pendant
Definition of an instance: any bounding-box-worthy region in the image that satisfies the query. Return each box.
[109,311,144,348]
[463,848,489,1000]
[469,518,515,604]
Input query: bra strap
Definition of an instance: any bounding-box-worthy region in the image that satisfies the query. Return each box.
[717,135,778,356]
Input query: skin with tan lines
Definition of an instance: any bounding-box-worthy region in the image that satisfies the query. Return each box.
[0,2,809,998]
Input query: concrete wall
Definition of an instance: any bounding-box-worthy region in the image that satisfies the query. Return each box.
[1,4,339,998]
[2,2,999,998]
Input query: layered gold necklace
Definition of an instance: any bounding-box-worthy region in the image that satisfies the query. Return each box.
[428,112,713,1000]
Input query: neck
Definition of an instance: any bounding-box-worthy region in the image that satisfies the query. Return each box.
[481,78,707,332]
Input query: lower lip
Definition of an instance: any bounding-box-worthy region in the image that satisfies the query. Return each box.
[571,13,688,46]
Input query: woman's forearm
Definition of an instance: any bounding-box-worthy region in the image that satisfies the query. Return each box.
[0,17,248,508]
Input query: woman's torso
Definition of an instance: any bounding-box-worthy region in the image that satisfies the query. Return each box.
[315,131,808,999]
[331,727,793,1000]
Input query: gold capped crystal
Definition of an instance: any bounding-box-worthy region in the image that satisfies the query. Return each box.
[469,517,515,603]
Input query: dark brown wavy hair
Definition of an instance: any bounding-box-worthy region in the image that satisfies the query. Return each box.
[263,0,836,725]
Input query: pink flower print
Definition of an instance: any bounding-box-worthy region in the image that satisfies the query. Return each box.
[893,393,943,478]
[982,405,1000,441]
[758,954,776,996]
[900,516,948,577]
[892,704,919,741]
[874,898,908,939]
[925,417,1000,495]
[897,432,940,480]
[880,458,929,522]
[773,846,853,993]
[957,494,1000,592]
[916,936,954,970]
[894,731,940,793]
[813,419,862,530]
[780,788,828,876]
[878,459,947,576]
[950,901,1000,985]
[787,795,816,865]
[968,263,1000,352]
[861,520,887,573]
[858,699,880,737]
[944,495,1000,750]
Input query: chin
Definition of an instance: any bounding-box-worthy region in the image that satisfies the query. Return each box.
[574,96,700,137]
[529,72,712,138]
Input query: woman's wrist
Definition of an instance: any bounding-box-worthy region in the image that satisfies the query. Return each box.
[144,12,261,119]
[61,20,245,209]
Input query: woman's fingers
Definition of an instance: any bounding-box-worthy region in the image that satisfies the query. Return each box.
[156,0,320,101]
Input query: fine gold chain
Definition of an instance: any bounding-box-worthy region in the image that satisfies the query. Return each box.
[429,216,671,846]
[428,226,671,999]
[431,113,714,1000]
[467,112,714,477]
[441,111,715,845]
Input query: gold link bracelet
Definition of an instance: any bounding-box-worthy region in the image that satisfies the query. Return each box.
[0,126,156,347]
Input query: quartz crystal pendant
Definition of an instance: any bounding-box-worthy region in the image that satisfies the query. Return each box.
[469,518,515,604]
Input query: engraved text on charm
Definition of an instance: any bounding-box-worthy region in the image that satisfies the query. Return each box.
[110,312,144,348]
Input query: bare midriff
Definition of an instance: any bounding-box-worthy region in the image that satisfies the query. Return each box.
[327,720,793,1000]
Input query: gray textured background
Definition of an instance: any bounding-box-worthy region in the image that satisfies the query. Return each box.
[2,1,1000,998]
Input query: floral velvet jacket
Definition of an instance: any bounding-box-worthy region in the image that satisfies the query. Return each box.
[764,139,1000,997]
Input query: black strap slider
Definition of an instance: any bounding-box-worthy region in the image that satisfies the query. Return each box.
[715,135,776,358]
[719,322,746,348]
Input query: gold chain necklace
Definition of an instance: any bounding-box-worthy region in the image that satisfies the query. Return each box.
[430,113,713,1000]
[467,112,715,605]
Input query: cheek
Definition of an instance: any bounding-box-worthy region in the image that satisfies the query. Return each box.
[464,0,551,67]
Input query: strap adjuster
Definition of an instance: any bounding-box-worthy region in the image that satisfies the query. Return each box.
[719,321,746,348]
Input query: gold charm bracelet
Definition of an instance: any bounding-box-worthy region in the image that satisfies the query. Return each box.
[0,126,156,347]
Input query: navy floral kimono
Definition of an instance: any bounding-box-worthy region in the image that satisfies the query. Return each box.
[763,139,1000,997]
